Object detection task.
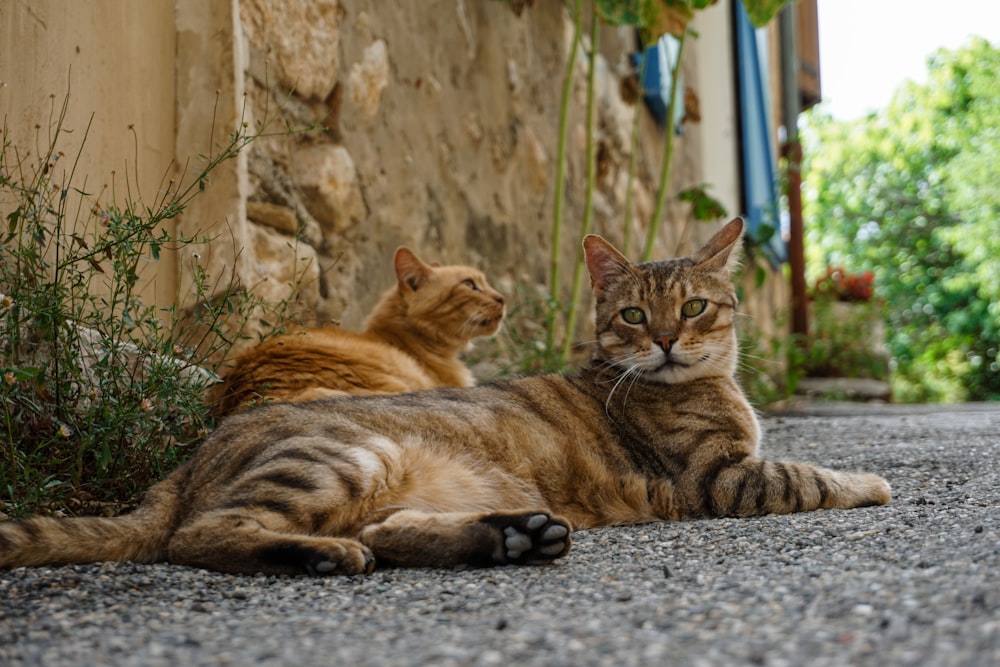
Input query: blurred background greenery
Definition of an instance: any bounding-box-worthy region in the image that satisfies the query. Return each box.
[802,38,1000,402]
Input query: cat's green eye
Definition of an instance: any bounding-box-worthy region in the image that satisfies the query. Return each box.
[621,307,646,325]
[681,299,707,318]
[463,279,479,291]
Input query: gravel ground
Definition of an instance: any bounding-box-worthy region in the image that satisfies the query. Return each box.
[1,404,998,667]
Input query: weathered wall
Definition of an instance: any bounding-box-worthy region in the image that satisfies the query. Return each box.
[228,0,779,336]
[1,0,788,366]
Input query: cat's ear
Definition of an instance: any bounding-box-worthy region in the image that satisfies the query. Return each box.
[394,247,433,291]
[692,217,744,274]
[584,234,634,294]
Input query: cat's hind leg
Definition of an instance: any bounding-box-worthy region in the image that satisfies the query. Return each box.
[360,509,572,568]
[166,510,375,576]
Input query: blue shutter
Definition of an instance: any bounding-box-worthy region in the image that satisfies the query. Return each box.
[633,35,684,129]
[734,2,786,264]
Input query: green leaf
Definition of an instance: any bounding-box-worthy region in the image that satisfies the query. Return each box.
[678,184,728,220]
[596,1,718,39]
[596,0,643,26]
[754,222,776,243]
[6,367,42,382]
[6,207,20,238]
[741,0,795,28]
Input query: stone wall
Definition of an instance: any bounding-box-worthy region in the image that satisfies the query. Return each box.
[212,0,773,341]
[2,0,789,367]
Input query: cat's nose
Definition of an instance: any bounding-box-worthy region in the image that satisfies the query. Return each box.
[654,333,677,353]
[492,292,505,307]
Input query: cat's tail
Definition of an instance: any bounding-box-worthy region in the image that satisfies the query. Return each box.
[0,467,185,569]
[705,457,891,518]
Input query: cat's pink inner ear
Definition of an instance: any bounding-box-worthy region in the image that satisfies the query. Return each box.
[584,234,631,293]
[394,247,432,291]
[693,217,745,273]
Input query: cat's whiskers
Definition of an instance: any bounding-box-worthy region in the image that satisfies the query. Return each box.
[461,311,494,336]
[458,317,482,341]
[685,341,736,376]
[603,362,646,420]
[737,353,780,372]
[619,363,646,411]
[734,350,783,385]
[591,351,636,379]
[703,355,734,377]
[594,349,648,412]
[493,321,553,360]
[570,338,599,351]
[455,303,507,347]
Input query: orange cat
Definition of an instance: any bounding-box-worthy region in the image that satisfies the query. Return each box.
[210,247,505,416]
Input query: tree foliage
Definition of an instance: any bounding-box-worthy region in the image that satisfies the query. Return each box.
[802,38,1000,402]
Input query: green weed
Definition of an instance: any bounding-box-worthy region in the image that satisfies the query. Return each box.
[0,94,294,517]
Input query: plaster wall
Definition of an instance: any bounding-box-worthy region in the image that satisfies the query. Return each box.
[0,0,178,305]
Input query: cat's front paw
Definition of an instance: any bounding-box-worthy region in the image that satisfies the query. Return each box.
[858,473,892,507]
[257,538,376,576]
[482,511,572,565]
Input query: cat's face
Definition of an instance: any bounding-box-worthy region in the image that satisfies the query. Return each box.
[584,219,744,385]
[395,248,506,345]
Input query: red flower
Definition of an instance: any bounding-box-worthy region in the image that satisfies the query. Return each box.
[811,266,874,302]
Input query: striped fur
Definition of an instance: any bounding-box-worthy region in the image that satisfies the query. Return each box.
[210,247,506,416]
[0,218,890,576]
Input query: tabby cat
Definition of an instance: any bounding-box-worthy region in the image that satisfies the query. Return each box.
[0,218,890,576]
[210,246,506,416]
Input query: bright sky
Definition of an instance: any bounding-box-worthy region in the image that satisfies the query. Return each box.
[817,0,1000,119]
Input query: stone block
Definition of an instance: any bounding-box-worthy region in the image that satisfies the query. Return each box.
[290,144,366,237]
[348,39,389,120]
[240,0,342,99]
[246,201,298,234]
[248,222,320,310]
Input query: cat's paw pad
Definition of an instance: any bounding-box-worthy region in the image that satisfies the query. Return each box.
[306,546,375,576]
[485,512,572,565]
[307,542,376,576]
[260,539,375,576]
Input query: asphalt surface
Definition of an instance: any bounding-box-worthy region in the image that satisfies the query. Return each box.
[1,403,998,667]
